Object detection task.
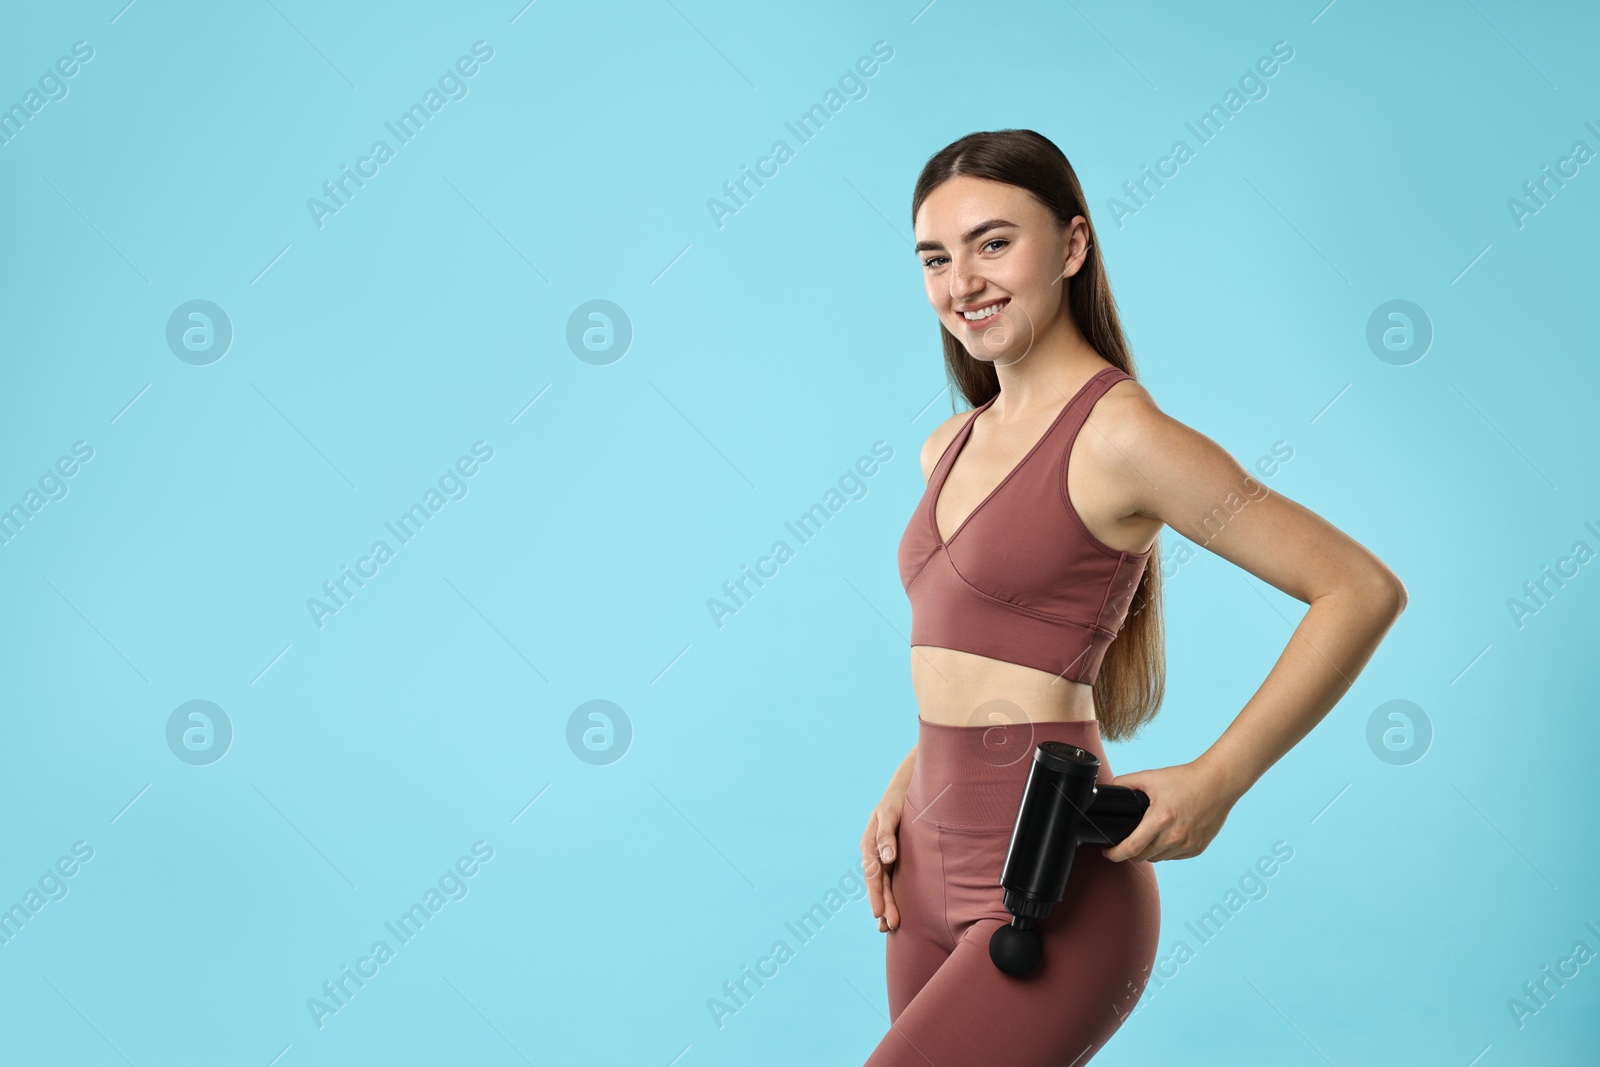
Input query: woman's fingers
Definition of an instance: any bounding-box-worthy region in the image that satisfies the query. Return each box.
[876,806,902,927]
[861,823,885,919]
[870,850,893,931]
[865,804,904,932]
[876,816,901,932]
[876,830,896,865]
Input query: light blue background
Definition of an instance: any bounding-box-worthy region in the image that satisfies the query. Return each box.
[2,0,1597,1064]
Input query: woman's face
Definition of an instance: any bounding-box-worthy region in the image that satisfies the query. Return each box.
[913,175,1084,365]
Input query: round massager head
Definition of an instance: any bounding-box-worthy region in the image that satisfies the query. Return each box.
[988,922,1043,976]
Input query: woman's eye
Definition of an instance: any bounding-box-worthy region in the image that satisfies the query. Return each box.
[923,240,1006,268]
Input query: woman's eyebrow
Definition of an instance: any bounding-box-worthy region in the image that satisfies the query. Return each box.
[913,218,1017,254]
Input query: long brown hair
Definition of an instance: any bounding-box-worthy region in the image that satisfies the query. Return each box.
[911,128,1165,742]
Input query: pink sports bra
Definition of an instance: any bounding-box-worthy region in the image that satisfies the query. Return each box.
[897,366,1152,684]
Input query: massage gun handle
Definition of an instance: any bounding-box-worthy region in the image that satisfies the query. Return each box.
[1075,786,1149,847]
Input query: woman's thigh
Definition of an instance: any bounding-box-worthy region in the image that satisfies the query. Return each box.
[869,825,1160,1066]
[883,807,954,1020]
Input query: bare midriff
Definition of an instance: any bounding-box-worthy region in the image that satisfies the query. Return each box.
[909,646,1098,726]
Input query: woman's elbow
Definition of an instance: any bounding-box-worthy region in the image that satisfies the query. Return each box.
[1373,570,1408,618]
[1339,561,1406,619]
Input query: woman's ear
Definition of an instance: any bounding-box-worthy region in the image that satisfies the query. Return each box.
[1059,218,1091,280]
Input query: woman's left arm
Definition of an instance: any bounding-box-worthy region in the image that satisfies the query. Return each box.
[1092,391,1408,864]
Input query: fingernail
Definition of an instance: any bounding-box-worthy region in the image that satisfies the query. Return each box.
[880,847,892,861]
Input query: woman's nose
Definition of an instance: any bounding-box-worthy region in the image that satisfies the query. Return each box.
[949,265,985,299]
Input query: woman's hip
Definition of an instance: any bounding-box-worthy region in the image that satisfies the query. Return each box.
[900,713,1160,942]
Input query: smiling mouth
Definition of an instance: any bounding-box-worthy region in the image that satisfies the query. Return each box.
[960,299,1009,323]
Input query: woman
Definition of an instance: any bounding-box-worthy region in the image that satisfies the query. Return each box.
[860,129,1407,1065]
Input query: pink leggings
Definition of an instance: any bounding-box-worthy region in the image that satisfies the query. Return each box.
[865,716,1161,1066]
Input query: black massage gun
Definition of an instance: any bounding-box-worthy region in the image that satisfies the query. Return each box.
[989,740,1149,976]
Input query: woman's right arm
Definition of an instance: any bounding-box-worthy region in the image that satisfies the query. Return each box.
[864,421,945,928]
[884,745,916,811]
[863,744,916,932]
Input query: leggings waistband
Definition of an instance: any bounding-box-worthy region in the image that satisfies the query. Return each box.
[904,715,1113,830]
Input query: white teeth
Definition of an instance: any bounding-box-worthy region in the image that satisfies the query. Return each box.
[961,301,1006,320]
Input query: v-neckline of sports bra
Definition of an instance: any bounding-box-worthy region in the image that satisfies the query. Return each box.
[931,366,1117,547]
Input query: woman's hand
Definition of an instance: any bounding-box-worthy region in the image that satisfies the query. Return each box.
[1101,760,1241,863]
[861,786,907,932]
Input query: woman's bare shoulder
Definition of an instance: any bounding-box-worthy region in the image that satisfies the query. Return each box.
[1075,373,1169,505]
[918,406,973,483]
[1084,373,1164,449]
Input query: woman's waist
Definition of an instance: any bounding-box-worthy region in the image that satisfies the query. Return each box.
[910,653,1098,724]
[905,713,1113,830]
